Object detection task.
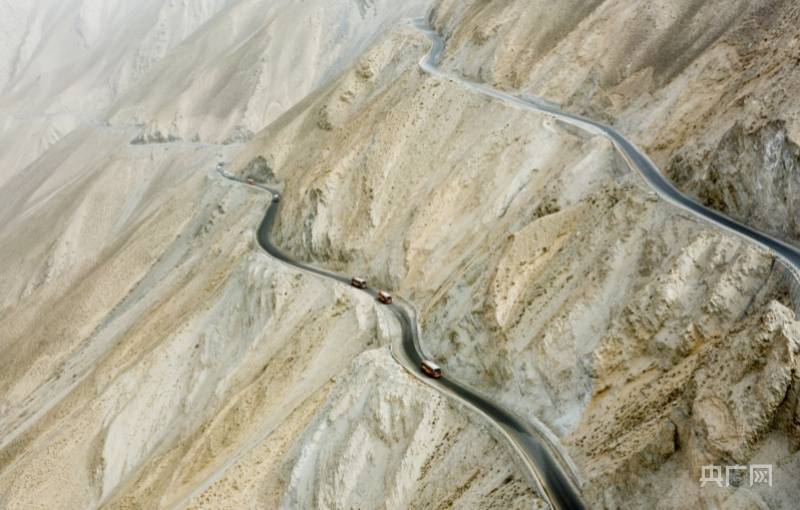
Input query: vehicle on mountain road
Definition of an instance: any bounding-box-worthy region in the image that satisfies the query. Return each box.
[420,360,442,378]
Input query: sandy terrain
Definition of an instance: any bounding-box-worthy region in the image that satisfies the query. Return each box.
[2,1,800,509]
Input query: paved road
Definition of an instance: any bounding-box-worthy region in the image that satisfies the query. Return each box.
[413,15,800,509]
[216,167,586,509]
[416,21,800,280]
[216,18,800,509]
[4,12,786,508]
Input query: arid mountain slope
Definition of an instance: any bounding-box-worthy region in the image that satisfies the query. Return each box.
[2,0,800,509]
[0,0,231,185]
[107,0,431,145]
[431,0,800,246]
[0,0,430,185]
[0,2,543,509]
[232,8,800,510]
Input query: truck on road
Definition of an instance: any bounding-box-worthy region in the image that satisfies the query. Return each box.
[420,360,442,378]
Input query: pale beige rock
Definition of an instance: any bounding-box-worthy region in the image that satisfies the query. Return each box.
[2,1,800,509]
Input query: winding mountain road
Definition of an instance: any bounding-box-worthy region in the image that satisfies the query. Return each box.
[215,19,800,510]
[416,22,800,281]
[215,167,585,509]
[414,15,800,509]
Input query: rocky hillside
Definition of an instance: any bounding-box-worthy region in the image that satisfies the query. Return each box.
[0,0,230,186]
[233,2,800,508]
[0,1,541,508]
[431,0,800,245]
[2,0,799,509]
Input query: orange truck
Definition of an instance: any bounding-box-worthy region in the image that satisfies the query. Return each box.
[420,360,442,378]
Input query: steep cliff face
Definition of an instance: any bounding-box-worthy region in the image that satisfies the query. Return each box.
[3,1,800,509]
[231,8,800,509]
[670,121,800,243]
[0,136,377,507]
[271,349,540,510]
[0,2,542,508]
[430,0,800,247]
[430,0,764,119]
